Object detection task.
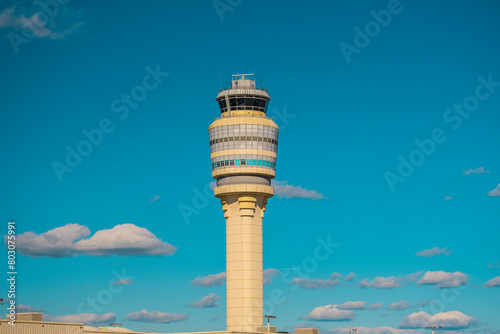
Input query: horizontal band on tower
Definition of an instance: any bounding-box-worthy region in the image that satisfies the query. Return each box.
[214,184,273,197]
[212,167,275,179]
[211,149,277,159]
[209,116,279,130]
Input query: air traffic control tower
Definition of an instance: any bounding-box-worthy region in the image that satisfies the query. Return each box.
[208,74,279,332]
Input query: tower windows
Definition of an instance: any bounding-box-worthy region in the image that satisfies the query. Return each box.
[210,155,277,171]
[216,95,270,113]
[209,124,279,153]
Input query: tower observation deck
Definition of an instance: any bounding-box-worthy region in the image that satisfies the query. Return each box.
[208,74,279,332]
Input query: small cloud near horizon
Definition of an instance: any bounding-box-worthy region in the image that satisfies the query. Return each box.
[487,184,500,197]
[463,167,490,176]
[344,273,356,282]
[189,293,220,308]
[417,271,467,288]
[190,272,226,287]
[304,304,356,321]
[484,276,500,288]
[291,273,341,289]
[360,273,420,289]
[46,312,116,325]
[415,247,453,257]
[336,301,382,310]
[113,279,133,286]
[399,310,477,329]
[263,268,280,285]
[124,310,187,323]
[387,300,410,311]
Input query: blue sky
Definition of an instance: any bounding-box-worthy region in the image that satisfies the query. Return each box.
[1,0,499,333]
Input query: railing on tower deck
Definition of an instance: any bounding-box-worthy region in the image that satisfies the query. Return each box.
[213,113,273,121]
[219,86,268,92]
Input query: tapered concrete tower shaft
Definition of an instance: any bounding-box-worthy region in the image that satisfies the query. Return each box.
[208,74,279,332]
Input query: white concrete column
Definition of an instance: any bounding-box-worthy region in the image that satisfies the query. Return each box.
[221,193,268,332]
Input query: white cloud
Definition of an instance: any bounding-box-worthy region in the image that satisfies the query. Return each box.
[190,272,226,287]
[330,326,422,334]
[263,268,280,285]
[337,301,382,310]
[344,273,356,282]
[360,272,421,289]
[47,313,116,325]
[12,223,177,258]
[0,5,83,40]
[484,276,500,288]
[387,300,410,311]
[124,310,187,323]
[0,8,53,37]
[400,311,477,329]
[304,304,356,321]
[487,184,500,197]
[415,247,453,257]
[444,195,453,201]
[189,269,278,287]
[189,293,220,308]
[113,279,133,286]
[368,303,384,310]
[149,195,160,202]
[360,276,400,289]
[417,271,468,288]
[272,180,327,200]
[417,300,434,307]
[463,167,490,175]
[337,301,366,310]
[291,273,341,289]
